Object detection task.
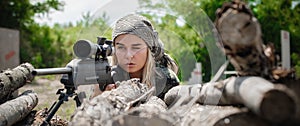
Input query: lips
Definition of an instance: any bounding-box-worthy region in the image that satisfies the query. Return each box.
[126,63,136,67]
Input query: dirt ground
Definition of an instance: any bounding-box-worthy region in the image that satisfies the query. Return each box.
[18,76,77,121]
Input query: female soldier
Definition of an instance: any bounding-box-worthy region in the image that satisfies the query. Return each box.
[92,14,179,100]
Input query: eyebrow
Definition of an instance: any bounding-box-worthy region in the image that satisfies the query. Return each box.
[115,42,144,47]
[132,43,143,47]
[115,42,123,45]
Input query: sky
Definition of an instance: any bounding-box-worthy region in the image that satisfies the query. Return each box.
[34,0,140,27]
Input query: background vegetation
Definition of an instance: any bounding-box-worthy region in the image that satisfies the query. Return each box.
[139,0,300,80]
[1,0,300,81]
[1,0,300,121]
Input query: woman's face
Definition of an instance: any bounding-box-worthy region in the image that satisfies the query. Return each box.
[114,34,148,76]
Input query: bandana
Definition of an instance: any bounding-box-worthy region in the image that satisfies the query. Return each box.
[112,14,164,61]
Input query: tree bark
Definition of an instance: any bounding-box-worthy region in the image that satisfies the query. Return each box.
[68,76,298,125]
[219,76,297,123]
[165,76,297,123]
[0,63,35,103]
[215,0,273,78]
[178,104,270,126]
[69,79,150,126]
[0,90,38,126]
[112,96,174,126]
[112,103,271,126]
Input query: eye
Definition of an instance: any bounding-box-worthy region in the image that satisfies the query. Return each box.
[132,47,141,50]
[116,45,126,51]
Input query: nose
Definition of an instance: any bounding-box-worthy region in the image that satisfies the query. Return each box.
[125,49,135,59]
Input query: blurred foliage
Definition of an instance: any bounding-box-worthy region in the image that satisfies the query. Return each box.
[250,0,300,55]
[0,0,65,68]
[139,0,227,82]
[200,0,300,79]
[0,0,63,29]
[249,0,300,78]
[1,0,299,78]
[291,53,300,79]
[142,14,203,81]
[0,0,111,68]
[20,23,67,67]
[139,0,300,81]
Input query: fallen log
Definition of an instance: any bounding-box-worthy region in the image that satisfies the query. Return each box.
[0,90,38,126]
[0,63,34,103]
[69,76,297,125]
[177,104,270,126]
[220,76,296,123]
[69,78,150,126]
[214,0,273,78]
[283,79,300,122]
[112,96,175,126]
[112,101,271,126]
[165,76,297,123]
[225,77,294,123]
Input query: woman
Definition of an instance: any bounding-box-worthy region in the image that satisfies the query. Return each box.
[92,14,179,100]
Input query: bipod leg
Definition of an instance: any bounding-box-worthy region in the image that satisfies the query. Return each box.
[40,89,69,126]
[74,95,82,107]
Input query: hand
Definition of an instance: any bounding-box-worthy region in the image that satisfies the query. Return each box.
[91,84,117,99]
[104,84,117,91]
[164,84,202,106]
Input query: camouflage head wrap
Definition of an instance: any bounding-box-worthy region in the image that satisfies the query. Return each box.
[112,14,164,61]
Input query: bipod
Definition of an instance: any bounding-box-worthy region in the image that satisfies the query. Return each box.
[41,74,81,126]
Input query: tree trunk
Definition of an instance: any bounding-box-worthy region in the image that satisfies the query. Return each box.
[0,90,38,126]
[0,63,34,103]
[165,76,297,123]
[215,0,273,78]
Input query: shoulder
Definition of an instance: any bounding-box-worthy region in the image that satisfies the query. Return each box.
[156,65,179,83]
[155,65,180,99]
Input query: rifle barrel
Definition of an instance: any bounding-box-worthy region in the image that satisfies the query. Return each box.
[32,67,72,75]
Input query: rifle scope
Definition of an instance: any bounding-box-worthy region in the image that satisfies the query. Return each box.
[73,37,113,59]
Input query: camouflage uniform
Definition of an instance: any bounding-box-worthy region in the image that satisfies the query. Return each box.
[111,65,179,100]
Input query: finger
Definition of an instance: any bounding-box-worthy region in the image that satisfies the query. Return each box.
[105,84,117,91]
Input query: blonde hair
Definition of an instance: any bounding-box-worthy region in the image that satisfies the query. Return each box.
[142,49,156,87]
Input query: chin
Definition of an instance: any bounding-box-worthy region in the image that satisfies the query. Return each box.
[127,69,138,73]
[121,67,135,73]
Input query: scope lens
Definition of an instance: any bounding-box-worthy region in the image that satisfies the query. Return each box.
[73,40,93,58]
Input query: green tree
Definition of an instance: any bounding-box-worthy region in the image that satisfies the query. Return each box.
[141,14,202,81]
[0,0,63,29]
[54,13,112,60]
[250,0,300,71]
[139,0,227,82]
[21,23,67,67]
[139,0,300,80]
[0,0,65,68]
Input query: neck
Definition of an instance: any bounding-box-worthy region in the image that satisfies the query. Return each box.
[130,69,143,80]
